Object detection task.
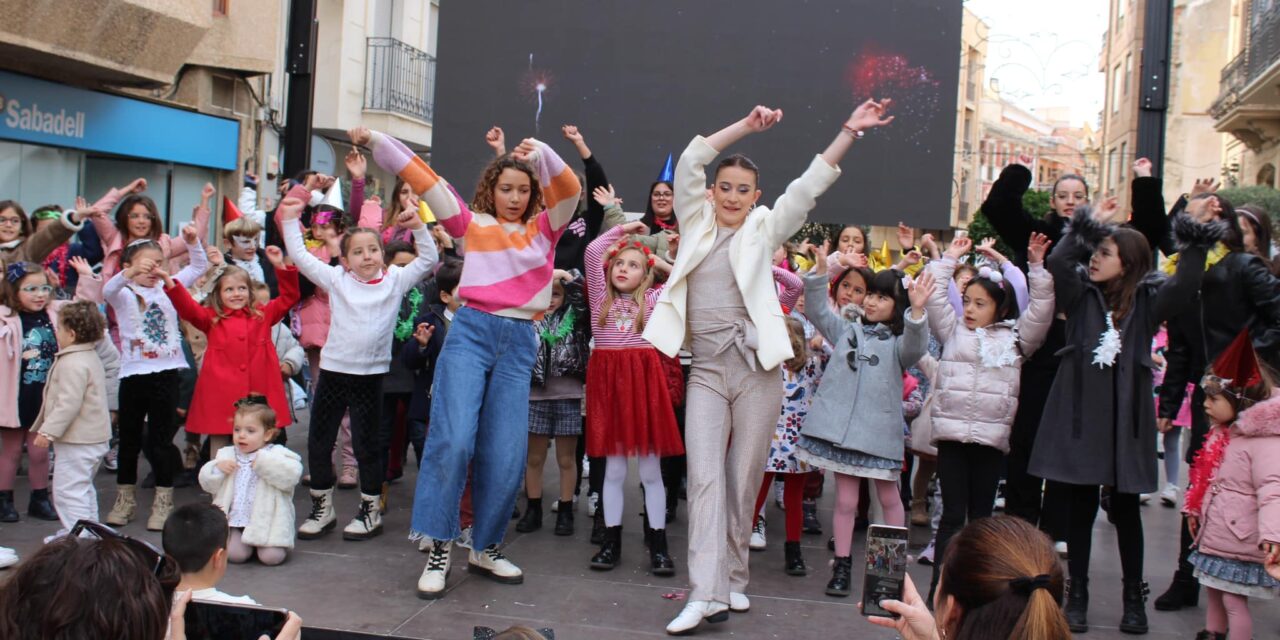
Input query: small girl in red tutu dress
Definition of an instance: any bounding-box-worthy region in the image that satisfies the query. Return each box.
[585,220,682,575]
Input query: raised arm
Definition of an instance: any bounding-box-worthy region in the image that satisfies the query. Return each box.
[925,258,959,344]
[1129,158,1170,254]
[1152,214,1226,324]
[261,247,300,325]
[392,225,440,296]
[163,280,215,334]
[167,183,215,261]
[238,174,269,229]
[510,137,582,232]
[360,127,474,240]
[564,124,610,238]
[802,273,848,345]
[585,224,631,325]
[1048,209,1107,314]
[774,266,804,311]
[170,229,209,288]
[1015,263,1056,356]
[980,164,1036,266]
[90,177,146,251]
[277,197,339,291]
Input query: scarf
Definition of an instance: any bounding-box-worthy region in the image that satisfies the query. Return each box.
[1161,242,1228,275]
[1184,425,1230,516]
[1092,311,1122,368]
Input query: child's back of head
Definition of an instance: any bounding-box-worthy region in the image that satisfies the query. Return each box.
[163,502,228,576]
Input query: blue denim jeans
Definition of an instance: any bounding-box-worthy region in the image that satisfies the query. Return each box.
[410,306,537,549]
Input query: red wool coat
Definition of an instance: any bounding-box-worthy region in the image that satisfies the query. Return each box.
[166,267,300,435]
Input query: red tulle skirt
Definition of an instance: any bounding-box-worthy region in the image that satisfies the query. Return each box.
[586,347,684,458]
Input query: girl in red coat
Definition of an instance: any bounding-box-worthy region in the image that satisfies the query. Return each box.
[158,246,299,452]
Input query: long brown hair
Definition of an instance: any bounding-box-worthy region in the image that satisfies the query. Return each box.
[598,244,655,334]
[471,155,543,223]
[113,194,163,242]
[0,200,32,238]
[1100,228,1152,322]
[384,176,412,230]
[783,316,809,372]
[939,516,1070,640]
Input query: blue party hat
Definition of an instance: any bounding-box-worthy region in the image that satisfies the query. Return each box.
[656,153,674,183]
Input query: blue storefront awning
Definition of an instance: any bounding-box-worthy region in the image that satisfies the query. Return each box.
[0,70,239,170]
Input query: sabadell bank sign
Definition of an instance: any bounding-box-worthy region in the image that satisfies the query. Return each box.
[2,94,87,139]
[0,70,239,170]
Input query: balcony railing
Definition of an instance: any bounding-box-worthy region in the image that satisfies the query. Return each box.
[364,37,436,124]
[1213,3,1280,118]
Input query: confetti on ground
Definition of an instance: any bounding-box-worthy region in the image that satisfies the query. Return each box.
[661,592,687,601]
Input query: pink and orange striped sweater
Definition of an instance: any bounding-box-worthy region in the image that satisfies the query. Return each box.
[367,131,580,321]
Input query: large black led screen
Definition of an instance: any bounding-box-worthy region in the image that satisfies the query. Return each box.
[431,0,962,228]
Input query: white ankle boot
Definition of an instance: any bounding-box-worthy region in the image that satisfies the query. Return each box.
[416,538,453,599]
[146,487,174,531]
[342,493,383,540]
[298,488,336,539]
[468,545,523,584]
[666,600,730,635]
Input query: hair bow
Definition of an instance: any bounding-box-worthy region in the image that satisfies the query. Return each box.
[977,265,1004,284]
[1009,574,1052,595]
[5,262,33,284]
[234,394,270,409]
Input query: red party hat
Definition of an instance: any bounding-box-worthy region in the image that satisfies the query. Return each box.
[222,196,243,224]
[1211,329,1262,390]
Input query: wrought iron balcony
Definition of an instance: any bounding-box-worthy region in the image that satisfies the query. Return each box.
[364,37,436,124]
[1211,3,1280,119]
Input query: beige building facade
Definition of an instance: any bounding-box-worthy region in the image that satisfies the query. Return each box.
[1213,0,1280,190]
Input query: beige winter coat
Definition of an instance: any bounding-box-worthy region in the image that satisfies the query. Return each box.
[33,342,111,444]
[924,258,1055,453]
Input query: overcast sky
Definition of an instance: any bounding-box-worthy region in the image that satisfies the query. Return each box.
[963,0,1108,127]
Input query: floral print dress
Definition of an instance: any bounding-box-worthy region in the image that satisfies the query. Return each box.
[765,357,822,474]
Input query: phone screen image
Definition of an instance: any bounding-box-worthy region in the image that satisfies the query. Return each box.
[183,600,289,640]
[860,525,910,618]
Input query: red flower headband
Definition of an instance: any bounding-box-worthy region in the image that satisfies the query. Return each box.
[605,239,656,270]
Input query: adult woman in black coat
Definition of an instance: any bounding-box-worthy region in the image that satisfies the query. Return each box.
[981,157,1168,544]
[1149,192,1280,611]
[1030,205,1224,634]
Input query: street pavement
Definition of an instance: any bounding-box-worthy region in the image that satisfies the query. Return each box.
[1,416,1276,639]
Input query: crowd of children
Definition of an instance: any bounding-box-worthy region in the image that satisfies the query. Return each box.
[1,96,1280,640]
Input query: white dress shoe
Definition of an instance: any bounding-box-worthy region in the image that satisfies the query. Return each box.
[666,600,730,635]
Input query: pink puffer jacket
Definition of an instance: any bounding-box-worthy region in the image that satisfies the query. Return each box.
[923,258,1055,453]
[1189,394,1280,563]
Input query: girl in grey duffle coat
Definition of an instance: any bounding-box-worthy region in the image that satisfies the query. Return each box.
[1028,205,1225,633]
[795,248,929,597]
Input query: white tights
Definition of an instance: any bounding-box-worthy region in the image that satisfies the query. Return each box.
[603,454,666,530]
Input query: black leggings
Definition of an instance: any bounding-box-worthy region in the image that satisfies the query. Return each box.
[931,441,1004,591]
[117,370,182,487]
[309,370,385,495]
[1067,483,1144,582]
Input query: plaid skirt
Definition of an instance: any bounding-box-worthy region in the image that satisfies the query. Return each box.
[528,399,583,437]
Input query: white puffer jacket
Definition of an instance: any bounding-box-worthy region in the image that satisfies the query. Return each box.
[924,258,1054,453]
[199,444,302,549]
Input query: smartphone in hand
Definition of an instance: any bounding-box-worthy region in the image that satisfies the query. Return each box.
[183,600,289,640]
[860,524,910,619]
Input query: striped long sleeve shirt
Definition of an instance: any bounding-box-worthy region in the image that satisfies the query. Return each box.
[367,131,580,320]
[585,225,664,348]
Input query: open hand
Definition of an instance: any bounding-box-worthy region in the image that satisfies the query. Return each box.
[896,222,916,251]
[67,256,94,277]
[848,98,894,131]
[276,197,305,221]
[344,149,366,181]
[900,249,922,267]
[744,106,784,133]
[485,126,506,154]
[593,185,621,208]
[265,246,285,268]
[1027,232,1053,264]
[1133,157,1153,178]
[975,237,1008,265]
[945,235,972,260]
[813,240,831,275]
[206,245,225,266]
[839,251,869,270]
[1191,178,1220,197]
[413,322,435,347]
[71,196,101,222]
[1094,196,1121,223]
[347,127,372,147]
[908,270,935,314]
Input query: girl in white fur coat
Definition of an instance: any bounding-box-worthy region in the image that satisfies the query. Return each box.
[199,396,302,565]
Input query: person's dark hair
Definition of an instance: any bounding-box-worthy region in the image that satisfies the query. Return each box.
[939,516,1070,640]
[1101,228,1153,322]
[385,176,412,229]
[0,535,178,640]
[113,194,163,242]
[1236,204,1272,257]
[830,265,874,303]
[58,300,106,344]
[1050,174,1090,201]
[384,239,416,263]
[838,225,868,254]
[434,258,464,300]
[866,268,910,334]
[121,239,164,267]
[472,155,544,223]
[640,180,676,231]
[713,154,760,185]
[162,502,230,574]
[0,200,32,238]
[783,316,809,373]
[1190,193,1244,252]
[963,276,1020,323]
[338,227,383,258]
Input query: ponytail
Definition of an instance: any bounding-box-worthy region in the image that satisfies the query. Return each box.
[1010,588,1072,640]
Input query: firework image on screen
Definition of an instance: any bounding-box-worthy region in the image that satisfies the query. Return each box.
[432,0,962,228]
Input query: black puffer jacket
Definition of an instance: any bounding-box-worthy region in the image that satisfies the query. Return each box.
[531,274,589,386]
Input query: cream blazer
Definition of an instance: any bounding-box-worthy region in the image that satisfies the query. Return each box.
[644,135,841,371]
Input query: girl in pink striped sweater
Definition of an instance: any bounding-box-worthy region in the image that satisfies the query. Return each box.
[583,221,681,576]
[356,126,581,599]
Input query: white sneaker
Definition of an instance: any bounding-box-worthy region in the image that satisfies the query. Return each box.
[1054,541,1068,558]
[1160,483,1180,507]
[298,488,337,539]
[918,539,936,566]
[729,592,750,612]
[416,539,452,599]
[342,493,383,540]
[1139,493,1152,505]
[468,545,523,584]
[102,444,118,471]
[0,546,18,569]
[749,516,766,551]
[666,600,730,635]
